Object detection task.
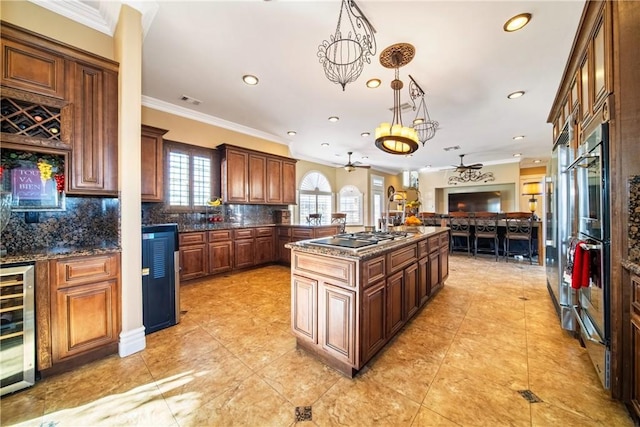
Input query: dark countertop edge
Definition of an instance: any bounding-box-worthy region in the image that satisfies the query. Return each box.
[286,226,449,260]
[622,259,640,276]
[177,223,340,232]
[1,246,122,266]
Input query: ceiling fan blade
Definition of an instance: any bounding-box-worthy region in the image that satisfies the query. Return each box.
[468,163,483,169]
[355,165,371,169]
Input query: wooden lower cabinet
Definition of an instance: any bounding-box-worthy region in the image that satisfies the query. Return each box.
[208,240,233,275]
[180,243,208,281]
[290,229,450,377]
[49,253,120,365]
[234,239,255,269]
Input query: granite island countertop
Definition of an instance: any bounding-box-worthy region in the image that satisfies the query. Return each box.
[286,226,449,261]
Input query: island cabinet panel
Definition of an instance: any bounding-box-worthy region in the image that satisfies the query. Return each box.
[631,274,640,415]
[318,283,355,365]
[49,253,120,364]
[292,275,317,344]
[418,256,430,305]
[1,38,66,99]
[387,244,418,273]
[362,256,385,287]
[404,262,419,319]
[429,251,440,295]
[361,280,386,363]
[386,270,405,336]
[439,244,449,284]
[248,153,266,203]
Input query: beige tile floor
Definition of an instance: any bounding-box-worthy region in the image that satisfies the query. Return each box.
[1,254,635,426]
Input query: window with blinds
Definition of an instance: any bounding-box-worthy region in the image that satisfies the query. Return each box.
[339,185,363,225]
[299,171,333,224]
[165,140,215,209]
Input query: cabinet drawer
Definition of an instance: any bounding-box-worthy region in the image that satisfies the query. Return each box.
[255,227,274,237]
[439,232,449,245]
[314,226,339,238]
[292,252,356,286]
[428,236,440,253]
[234,228,255,239]
[53,254,119,288]
[387,244,418,273]
[278,227,291,237]
[208,230,232,241]
[179,232,206,246]
[292,228,314,240]
[418,240,429,258]
[362,256,386,288]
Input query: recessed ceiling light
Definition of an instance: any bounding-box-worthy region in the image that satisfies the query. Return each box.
[366,79,381,88]
[507,91,525,99]
[533,159,541,164]
[503,13,532,32]
[513,135,525,140]
[287,131,296,136]
[321,142,329,147]
[513,153,522,157]
[242,74,259,85]
[328,116,339,122]
[362,156,369,160]
[361,132,370,137]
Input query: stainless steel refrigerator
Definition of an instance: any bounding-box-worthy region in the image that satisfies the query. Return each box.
[546,119,576,331]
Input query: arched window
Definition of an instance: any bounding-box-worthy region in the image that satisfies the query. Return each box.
[338,185,364,225]
[299,171,332,224]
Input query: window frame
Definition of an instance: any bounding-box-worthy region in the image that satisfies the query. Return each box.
[164,140,217,212]
[298,171,333,225]
[338,185,364,226]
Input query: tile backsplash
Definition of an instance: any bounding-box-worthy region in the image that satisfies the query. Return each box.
[1,196,119,256]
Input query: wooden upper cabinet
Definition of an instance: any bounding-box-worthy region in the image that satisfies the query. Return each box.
[266,157,283,204]
[221,146,249,203]
[141,125,168,202]
[249,153,266,203]
[219,144,297,205]
[282,160,297,205]
[1,37,65,99]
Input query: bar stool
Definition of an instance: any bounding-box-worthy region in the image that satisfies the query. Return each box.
[448,212,473,255]
[331,213,347,233]
[307,213,322,226]
[473,212,499,261]
[503,212,533,263]
[418,212,440,226]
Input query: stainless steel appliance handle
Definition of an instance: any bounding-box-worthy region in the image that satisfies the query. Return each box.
[571,305,605,345]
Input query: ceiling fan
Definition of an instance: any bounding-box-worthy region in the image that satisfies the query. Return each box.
[342,152,371,172]
[452,154,483,172]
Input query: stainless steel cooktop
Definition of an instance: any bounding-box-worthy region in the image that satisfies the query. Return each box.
[306,231,412,252]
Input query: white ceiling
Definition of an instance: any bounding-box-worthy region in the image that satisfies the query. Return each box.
[39,0,586,174]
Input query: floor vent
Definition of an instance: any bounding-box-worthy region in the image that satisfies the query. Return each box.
[295,406,312,422]
[518,297,529,301]
[518,389,543,403]
[180,310,188,315]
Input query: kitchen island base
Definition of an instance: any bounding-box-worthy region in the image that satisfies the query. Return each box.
[288,227,449,377]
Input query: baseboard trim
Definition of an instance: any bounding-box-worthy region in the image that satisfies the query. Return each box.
[118,326,146,357]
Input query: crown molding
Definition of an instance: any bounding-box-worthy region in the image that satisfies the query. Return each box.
[141,96,289,147]
[28,0,158,37]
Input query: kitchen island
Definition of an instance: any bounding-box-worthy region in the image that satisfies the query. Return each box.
[286,226,449,377]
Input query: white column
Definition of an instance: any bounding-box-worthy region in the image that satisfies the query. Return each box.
[114,5,145,356]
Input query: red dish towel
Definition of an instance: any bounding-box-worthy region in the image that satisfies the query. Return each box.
[571,243,591,289]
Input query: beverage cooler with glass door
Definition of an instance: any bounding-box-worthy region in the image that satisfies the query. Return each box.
[0,263,35,396]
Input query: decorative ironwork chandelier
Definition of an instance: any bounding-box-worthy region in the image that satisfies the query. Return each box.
[375,43,419,155]
[409,75,439,146]
[318,0,377,91]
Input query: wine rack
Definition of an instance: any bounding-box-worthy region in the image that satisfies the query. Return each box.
[1,97,61,140]
[0,264,35,396]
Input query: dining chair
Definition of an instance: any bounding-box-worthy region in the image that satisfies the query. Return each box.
[418,212,440,226]
[330,212,347,233]
[448,212,473,255]
[503,212,534,263]
[307,213,322,226]
[473,212,500,261]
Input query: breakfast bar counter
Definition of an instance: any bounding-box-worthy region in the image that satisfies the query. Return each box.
[286,226,449,377]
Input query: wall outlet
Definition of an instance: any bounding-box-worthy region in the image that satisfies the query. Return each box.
[25,211,39,223]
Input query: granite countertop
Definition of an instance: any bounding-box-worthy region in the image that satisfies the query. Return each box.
[1,244,121,266]
[622,259,640,276]
[286,226,449,260]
